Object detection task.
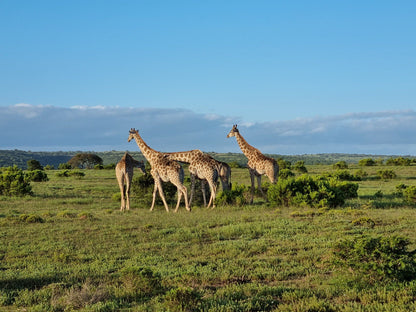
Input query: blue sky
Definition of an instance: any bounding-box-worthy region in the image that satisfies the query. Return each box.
[1,1,415,154]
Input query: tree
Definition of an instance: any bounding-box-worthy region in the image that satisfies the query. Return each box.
[27,159,43,171]
[68,153,103,169]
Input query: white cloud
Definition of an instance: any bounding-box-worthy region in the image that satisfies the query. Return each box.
[1,104,415,155]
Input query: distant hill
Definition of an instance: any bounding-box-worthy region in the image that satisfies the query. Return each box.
[1,149,413,169]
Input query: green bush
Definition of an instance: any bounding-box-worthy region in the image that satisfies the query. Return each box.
[216,183,249,206]
[377,169,397,180]
[56,170,85,178]
[358,158,376,166]
[293,161,308,173]
[277,158,291,170]
[267,175,358,208]
[278,168,295,179]
[333,235,416,281]
[19,214,45,223]
[355,169,368,179]
[386,157,412,166]
[333,161,348,169]
[58,163,72,169]
[0,166,32,196]
[330,170,361,181]
[25,170,49,182]
[403,185,416,204]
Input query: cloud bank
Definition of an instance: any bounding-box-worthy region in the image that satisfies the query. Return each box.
[1,104,416,155]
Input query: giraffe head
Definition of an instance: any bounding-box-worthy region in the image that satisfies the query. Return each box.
[226,124,239,138]
[128,128,138,142]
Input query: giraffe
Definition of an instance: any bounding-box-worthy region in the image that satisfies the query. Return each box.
[165,150,219,208]
[115,152,146,211]
[216,160,231,191]
[226,124,279,203]
[128,128,190,212]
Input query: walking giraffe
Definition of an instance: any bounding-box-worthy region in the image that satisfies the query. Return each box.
[115,152,146,211]
[128,128,190,212]
[226,124,279,203]
[165,150,219,208]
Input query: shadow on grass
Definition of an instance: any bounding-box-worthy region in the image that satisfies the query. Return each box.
[0,274,64,291]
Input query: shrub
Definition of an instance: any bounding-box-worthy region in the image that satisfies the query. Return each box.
[377,169,397,180]
[333,235,416,281]
[267,175,358,208]
[56,170,85,178]
[228,161,243,168]
[355,169,368,179]
[358,158,376,166]
[104,164,116,170]
[58,163,72,169]
[293,161,308,173]
[333,161,348,169]
[0,166,33,196]
[331,170,361,181]
[278,169,294,179]
[403,185,416,204]
[25,170,49,182]
[277,158,291,170]
[19,214,45,223]
[216,183,249,206]
[386,157,412,166]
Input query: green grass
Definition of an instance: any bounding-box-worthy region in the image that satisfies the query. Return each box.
[1,165,416,311]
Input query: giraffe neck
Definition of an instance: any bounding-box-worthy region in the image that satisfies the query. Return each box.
[235,132,260,161]
[132,133,158,163]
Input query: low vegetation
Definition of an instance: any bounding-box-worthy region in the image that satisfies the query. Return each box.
[1,158,416,311]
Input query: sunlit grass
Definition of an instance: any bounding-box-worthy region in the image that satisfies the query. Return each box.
[1,165,416,310]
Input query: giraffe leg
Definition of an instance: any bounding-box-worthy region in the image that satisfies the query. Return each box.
[174,184,190,212]
[125,174,132,210]
[118,175,126,211]
[189,174,196,207]
[249,169,255,204]
[257,175,266,200]
[155,179,170,212]
[206,180,217,208]
[150,182,158,211]
[182,185,190,211]
[175,186,182,212]
[201,180,207,207]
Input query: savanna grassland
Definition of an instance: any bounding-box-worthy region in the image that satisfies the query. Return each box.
[1,163,416,311]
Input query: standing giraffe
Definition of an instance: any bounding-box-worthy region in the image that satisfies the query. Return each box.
[115,152,146,211]
[128,128,190,212]
[216,160,231,191]
[226,124,279,203]
[165,150,219,208]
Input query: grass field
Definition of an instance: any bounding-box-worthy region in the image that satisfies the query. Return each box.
[1,164,416,311]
